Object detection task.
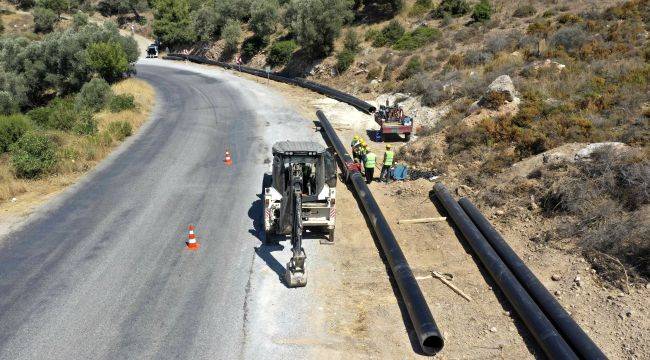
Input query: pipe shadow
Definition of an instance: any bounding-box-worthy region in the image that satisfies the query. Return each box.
[346,181,429,356]
[428,189,544,359]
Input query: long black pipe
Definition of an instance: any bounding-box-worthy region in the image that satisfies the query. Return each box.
[164,54,376,113]
[433,183,578,359]
[317,110,443,355]
[458,198,607,359]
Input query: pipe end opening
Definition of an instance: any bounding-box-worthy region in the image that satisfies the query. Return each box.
[422,335,444,355]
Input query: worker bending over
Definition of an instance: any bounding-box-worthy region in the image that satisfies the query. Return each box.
[380,144,394,183]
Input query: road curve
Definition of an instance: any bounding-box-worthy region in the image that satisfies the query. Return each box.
[0,62,329,359]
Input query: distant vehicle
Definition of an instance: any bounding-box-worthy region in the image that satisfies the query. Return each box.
[146,44,158,58]
[374,100,414,141]
[263,141,337,287]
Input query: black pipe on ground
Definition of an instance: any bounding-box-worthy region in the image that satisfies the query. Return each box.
[433,183,578,360]
[317,110,443,355]
[458,198,607,360]
[164,54,376,113]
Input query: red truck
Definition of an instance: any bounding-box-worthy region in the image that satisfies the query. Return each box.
[374,101,414,141]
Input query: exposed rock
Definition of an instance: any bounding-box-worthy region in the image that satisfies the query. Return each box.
[456,184,474,197]
[522,59,566,75]
[575,275,583,287]
[551,274,561,281]
[464,75,520,124]
[575,142,629,160]
[485,75,517,103]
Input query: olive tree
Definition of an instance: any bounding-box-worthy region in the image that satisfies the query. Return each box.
[286,0,354,57]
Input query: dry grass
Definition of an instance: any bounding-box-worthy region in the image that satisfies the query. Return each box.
[0,78,155,217]
[1,11,35,36]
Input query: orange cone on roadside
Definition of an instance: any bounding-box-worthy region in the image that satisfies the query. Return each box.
[224,150,232,166]
[186,225,200,250]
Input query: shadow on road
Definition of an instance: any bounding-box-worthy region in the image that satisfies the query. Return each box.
[254,244,286,285]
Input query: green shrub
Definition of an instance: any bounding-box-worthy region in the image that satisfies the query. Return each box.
[107,120,132,141]
[433,0,470,18]
[513,5,536,18]
[10,132,58,178]
[108,94,136,113]
[47,98,78,131]
[0,17,4,33]
[365,28,379,41]
[222,19,242,53]
[550,26,588,52]
[393,26,441,50]
[33,7,57,33]
[344,30,360,52]
[0,91,19,115]
[85,41,129,82]
[409,0,432,17]
[249,0,279,38]
[75,78,113,112]
[26,107,53,128]
[285,0,354,56]
[398,56,422,80]
[267,40,298,67]
[36,0,68,14]
[72,11,89,28]
[241,36,267,62]
[471,0,493,22]
[336,49,355,73]
[372,20,405,47]
[0,115,31,152]
[367,66,382,80]
[72,112,97,135]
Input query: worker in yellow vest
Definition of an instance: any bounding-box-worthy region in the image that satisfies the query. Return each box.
[351,135,361,162]
[380,144,394,183]
[364,149,377,184]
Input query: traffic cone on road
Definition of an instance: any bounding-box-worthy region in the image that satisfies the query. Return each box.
[186,225,200,250]
[224,150,232,166]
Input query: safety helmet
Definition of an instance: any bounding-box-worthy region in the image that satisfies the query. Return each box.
[361,140,366,146]
[353,135,359,140]
[386,144,392,149]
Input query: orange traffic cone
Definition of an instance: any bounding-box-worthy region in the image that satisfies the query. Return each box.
[224,151,232,166]
[186,225,200,250]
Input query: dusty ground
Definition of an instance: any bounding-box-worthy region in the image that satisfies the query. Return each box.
[217,65,649,359]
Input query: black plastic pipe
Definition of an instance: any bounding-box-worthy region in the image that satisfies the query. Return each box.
[458,198,607,359]
[164,54,376,113]
[433,183,578,360]
[317,110,443,355]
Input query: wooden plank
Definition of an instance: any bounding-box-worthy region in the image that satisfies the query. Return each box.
[397,217,446,224]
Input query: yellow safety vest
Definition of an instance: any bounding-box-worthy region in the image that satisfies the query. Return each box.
[384,150,394,166]
[365,152,376,168]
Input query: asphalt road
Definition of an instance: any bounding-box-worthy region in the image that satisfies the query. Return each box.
[0,61,330,359]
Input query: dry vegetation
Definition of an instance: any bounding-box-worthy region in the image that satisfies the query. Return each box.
[285,0,649,288]
[0,78,155,213]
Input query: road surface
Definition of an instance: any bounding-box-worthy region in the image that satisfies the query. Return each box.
[0,60,337,359]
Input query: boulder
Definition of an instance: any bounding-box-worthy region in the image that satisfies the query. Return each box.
[575,142,629,160]
[486,75,516,102]
[468,75,519,113]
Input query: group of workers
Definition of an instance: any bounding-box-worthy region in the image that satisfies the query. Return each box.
[351,135,394,184]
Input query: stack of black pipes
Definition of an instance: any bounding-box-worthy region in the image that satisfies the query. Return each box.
[433,183,606,360]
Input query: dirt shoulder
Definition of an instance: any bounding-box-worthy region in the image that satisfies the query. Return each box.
[0,78,156,239]
[208,64,649,359]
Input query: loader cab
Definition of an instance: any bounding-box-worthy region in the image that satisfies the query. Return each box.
[270,141,336,199]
